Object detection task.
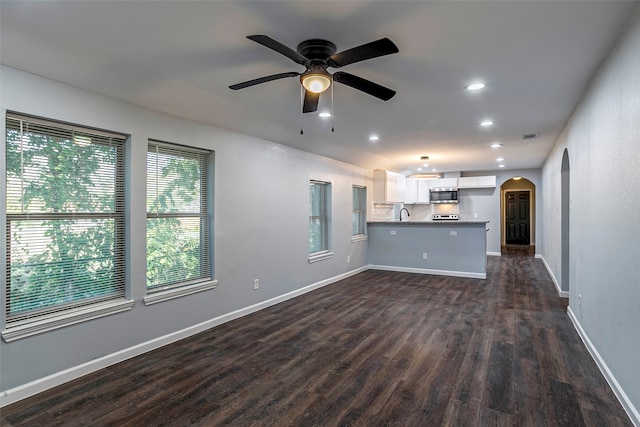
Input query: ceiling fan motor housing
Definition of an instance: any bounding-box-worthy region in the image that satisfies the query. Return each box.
[297,39,337,62]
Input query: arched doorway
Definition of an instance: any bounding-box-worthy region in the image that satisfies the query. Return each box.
[501,177,536,254]
[561,149,570,293]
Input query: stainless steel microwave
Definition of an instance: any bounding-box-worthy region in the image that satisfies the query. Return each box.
[429,188,458,204]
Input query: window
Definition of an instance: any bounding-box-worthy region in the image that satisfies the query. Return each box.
[4,113,132,341]
[352,185,367,241]
[308,180,333,262]
[145,140,215,304]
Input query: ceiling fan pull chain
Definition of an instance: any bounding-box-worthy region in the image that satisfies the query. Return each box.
[300,85,304,134]
[331,82,335,132]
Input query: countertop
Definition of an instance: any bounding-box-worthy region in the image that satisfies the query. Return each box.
[368,220,489,225]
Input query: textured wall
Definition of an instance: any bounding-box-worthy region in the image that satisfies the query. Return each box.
[541,6,640,419]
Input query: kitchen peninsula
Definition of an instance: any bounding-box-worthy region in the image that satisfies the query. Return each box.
[367,221,490,279]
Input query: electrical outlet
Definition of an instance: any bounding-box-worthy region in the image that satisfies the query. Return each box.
[390,230,397,235]
[347,256,351,264]
[254,279,259,290]
[422,252,428,260]
[450,231,457,236]
[473,213,478,218]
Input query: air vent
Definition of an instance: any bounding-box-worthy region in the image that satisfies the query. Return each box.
[523,133,538,140]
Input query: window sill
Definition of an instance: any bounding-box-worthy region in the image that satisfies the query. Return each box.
[308,251,334,264]
[1,299,134,342]
[144,279,218,306]
[351,234,368,243]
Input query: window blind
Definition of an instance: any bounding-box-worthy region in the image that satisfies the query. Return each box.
[146,140,211,290]
[5,113,127,325]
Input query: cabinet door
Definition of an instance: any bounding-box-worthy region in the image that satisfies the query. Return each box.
[429,178,458,188]
[404,177,418,204]
[417,180,431,203]
[392,173,406,202]
[476,176,496,187]
[458,177,478,188]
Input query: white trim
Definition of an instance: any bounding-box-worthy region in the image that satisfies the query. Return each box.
[1,299,134,343]
[487,251,501,257]
[567,307,640,426]
[143,280,218,305]
[0,266,367,408]
[351,234,368,243]
[368,264,486,279]
[308,251,334,263]
[538,255,569,298]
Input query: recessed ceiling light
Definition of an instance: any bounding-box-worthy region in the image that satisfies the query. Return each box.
[496,157,504,162]
[318,112,331,118]
[480,120,494,127]
[432,168,437,172]
[466,82,485,91]
[498,164,506,168]
[417,168,423,171]
[491,143,502,149]
[369,135,380,141]
[423,163,429,167]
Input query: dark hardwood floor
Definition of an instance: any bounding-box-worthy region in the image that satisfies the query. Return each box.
[1,253,632,426]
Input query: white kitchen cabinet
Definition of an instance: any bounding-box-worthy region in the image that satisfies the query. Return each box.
[417,179,431,203]
[476,175,497,187]
[373,169,406,203]
[403,178,430,204]
[429,177,458,189]
[458,175,496,188]
[404,177,418,204]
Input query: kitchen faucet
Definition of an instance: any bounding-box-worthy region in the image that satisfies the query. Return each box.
[399,208,410,221]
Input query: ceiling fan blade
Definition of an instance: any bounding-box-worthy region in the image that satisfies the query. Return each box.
[247,35,309,65]
[333,71,396,101]
[302,91,320,113]
[229,72,299,90]
[328,38,399,68]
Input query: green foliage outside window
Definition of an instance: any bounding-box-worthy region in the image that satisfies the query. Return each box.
[5,120,124,318]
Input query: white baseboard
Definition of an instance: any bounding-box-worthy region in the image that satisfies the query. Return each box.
[487,251,501,257]
[0,266,368,408]
[538,255,569,298]
[368,264,486,279]
[567,307,640,426]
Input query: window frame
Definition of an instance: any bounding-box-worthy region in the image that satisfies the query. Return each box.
[352,185,367,242]
[143,140,216,305]
[2,112,133,342]
[308,180,333,263]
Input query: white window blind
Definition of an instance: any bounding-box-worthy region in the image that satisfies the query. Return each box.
[352,185,366,236]
[146,140,211,291]
[5,113,127,326]
[309,180,330,254]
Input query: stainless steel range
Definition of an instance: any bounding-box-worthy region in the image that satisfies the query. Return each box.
[432,214,459,221]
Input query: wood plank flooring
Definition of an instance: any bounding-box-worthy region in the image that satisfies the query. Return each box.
[1,252,633,426]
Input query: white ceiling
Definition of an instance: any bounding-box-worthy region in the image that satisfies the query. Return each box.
[1,1,636,175]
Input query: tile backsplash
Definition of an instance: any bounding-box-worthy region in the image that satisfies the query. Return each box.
[369,203,460,221]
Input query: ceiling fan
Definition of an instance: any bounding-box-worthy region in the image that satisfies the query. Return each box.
[229,35,399,113]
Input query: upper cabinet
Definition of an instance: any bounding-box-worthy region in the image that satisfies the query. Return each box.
[404,177,418,204]
[428,178,458,189]
[404,178,431,204]
[458,175,497,188]
[416,179,431,203]
[373,170,406,203]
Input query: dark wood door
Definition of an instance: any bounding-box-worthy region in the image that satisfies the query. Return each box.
[505,191,530,245]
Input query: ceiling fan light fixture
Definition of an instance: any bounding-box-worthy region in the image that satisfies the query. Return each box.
[466,82,485,91]
[301,72,332,94]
